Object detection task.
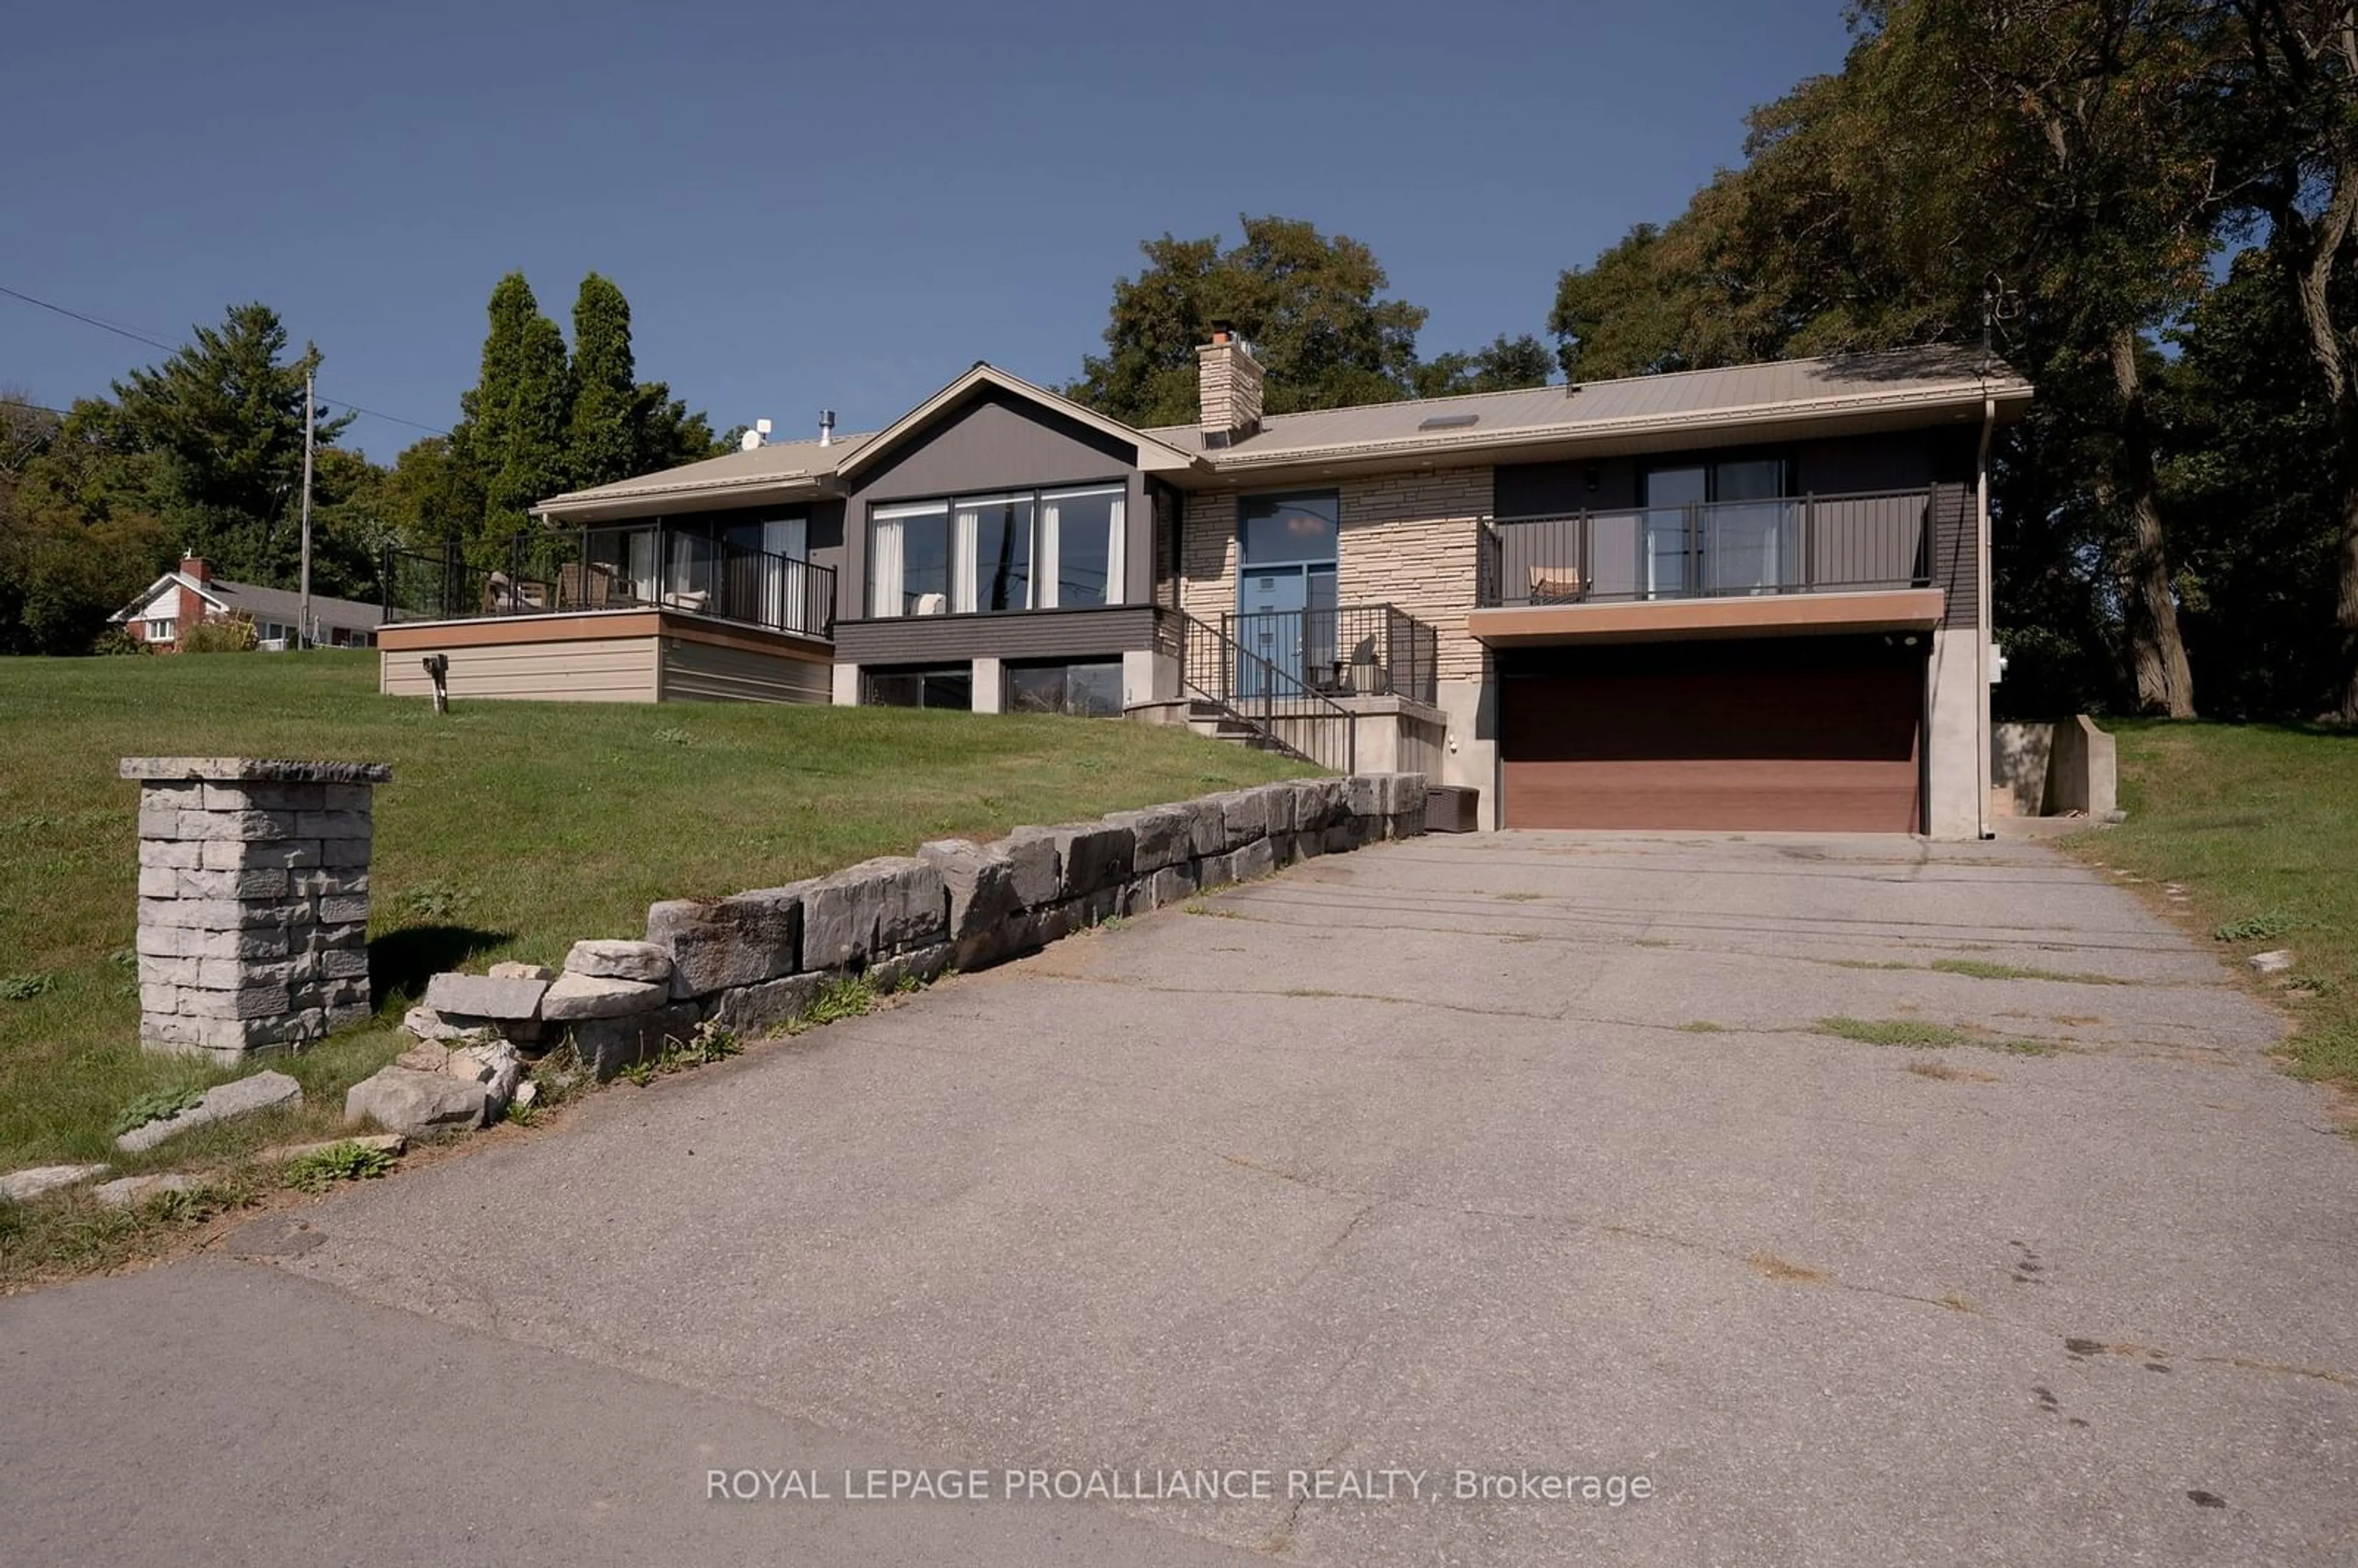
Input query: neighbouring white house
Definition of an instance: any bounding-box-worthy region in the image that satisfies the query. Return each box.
[112,556,383,651]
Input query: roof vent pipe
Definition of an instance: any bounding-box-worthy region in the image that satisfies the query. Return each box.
[819,409,836,448]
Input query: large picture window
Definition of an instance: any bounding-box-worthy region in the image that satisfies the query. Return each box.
[868,484,1125,616]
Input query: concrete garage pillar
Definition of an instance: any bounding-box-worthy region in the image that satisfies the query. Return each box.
[125,757,390,1059]
[1435,677,1500,831]
[1925,630,1982,840]
[970,657,1005,713]
[831,661,861,707]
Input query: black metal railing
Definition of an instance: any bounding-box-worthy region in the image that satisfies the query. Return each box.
[1220,603,1439,707]
[1176,610,1357,773]
[1476,489,1933,608]
[381,525,836,641]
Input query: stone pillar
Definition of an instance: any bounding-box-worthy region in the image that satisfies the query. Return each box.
[124,758,391,1058]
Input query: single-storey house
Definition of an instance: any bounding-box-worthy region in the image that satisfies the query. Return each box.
[378,338,2031,837]
[116,557,383,651]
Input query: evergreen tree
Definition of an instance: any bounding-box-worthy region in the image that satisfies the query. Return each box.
[567,273,640,490]
[453,273,572,557]
[110,303,352,578]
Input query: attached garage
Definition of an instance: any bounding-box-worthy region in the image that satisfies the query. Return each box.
[1498,634,1926,833]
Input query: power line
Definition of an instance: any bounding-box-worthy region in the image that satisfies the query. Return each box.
[0,281,449,436]
[0,282,176,352]
[1,397,72,417]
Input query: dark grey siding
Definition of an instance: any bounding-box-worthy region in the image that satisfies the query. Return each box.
[833,605,1162,666]
[841,389,1153,613]
[1927,480,1978,629]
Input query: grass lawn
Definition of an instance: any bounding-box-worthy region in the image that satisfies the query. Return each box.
[0,650,1307,1275]
[2061,720,2358,1106]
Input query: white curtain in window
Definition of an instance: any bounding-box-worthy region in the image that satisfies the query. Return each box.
[1036,502,1062,610]
[870,517,905,618]
[952,508,980,615]
[1104,495,1126,606]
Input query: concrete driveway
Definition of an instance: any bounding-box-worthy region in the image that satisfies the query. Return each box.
[6,832,2355,1566]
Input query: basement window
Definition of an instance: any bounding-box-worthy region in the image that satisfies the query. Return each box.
[863,665,973,711]
[1006,659,1123,718]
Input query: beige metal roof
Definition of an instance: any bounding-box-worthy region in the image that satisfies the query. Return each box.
[1142,347,2031,468]
[532,346,2031,518]
[537,430,876,514]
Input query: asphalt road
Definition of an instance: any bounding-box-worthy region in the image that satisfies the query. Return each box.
[6,831,2354,1566]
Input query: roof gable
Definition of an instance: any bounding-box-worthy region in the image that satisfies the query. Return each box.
[112,572,225,625]
[834,364,1202,484]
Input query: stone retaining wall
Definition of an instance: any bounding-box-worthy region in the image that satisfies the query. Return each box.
[379,772,1428,1098]
[650,771,1430,1056]
[125,758,389,1058]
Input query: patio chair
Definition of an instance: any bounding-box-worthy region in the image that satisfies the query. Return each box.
[558,561,617,610]
[1527,565,1584,604]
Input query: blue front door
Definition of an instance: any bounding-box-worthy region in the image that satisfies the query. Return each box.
[1236,492,1339,697]
[1237,564,1309,694]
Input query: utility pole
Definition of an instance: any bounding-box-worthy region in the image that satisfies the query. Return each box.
[298,365,315,649]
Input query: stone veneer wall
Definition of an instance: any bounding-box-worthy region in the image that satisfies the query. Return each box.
[1180,468,1493,685]
[646,772,1430,1052]
[126,758,387,1058]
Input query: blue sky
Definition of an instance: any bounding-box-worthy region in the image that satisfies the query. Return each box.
[4,1,1854,460]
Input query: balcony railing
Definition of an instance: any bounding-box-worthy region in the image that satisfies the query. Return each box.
[382,525,836,642]
[1476,489,1933,608]
[1220,603,1440,707]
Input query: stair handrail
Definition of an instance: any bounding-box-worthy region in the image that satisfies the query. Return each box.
[1172,608,1357,773]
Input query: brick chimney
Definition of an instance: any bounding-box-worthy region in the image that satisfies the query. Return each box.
[180,554,211,585]
[1196,330,1263,448]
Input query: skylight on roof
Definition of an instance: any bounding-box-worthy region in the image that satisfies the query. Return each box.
[1417,412,1479,430]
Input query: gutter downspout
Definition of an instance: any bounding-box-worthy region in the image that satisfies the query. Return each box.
[1975,392,1996,842]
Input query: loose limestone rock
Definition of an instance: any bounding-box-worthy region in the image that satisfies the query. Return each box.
[422,972,548,1024]
[564,939,674,985]
[345,1065,491,1137]
[2249,949,2295,976]
[115,1069,303,1154]
[399,1008,498,1046]
[448,1039,524,1108]
[2,1163,110,1202]
[488,961,554,982]
[93,1173,200,1208]
[542,970,667,1021]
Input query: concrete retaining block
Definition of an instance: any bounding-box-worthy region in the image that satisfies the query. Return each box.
[648,888,804,998]
[989,830,1064,909]
[564,1002,704,1081]
[1048,823,1134,898]
[1103,806,1194,873]
[706,972,830,1038]
[917,840,1025,970]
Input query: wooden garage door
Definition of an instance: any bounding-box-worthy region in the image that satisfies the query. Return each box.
[1500,636,1924,832]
